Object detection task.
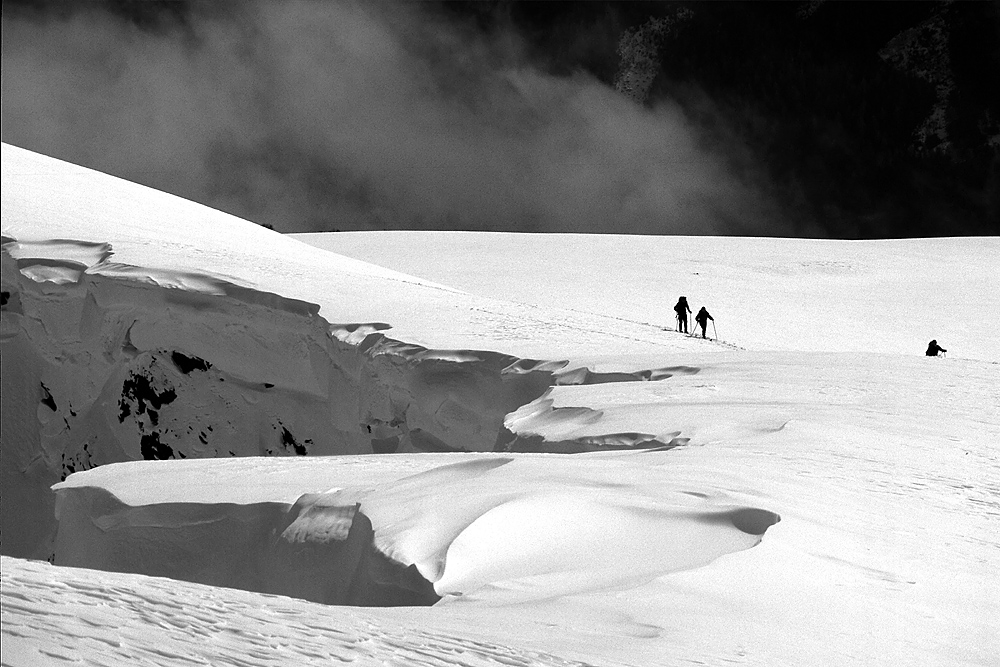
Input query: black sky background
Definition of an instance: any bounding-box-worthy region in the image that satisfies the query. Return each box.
[2,0,997,238]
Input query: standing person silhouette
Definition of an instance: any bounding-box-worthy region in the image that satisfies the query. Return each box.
[674,296,691,333]
[695,306,714,339]
[925,340,947,356]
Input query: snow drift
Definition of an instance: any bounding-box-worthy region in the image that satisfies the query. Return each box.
[51,454,778,606]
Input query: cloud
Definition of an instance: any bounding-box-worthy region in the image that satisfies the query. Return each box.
[1,1,790,235]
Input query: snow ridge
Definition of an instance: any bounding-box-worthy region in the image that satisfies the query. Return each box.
[51,454,780,607]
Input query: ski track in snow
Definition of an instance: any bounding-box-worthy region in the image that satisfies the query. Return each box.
[1,556,611,667]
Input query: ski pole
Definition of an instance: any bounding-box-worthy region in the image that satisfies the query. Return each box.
[711,321,718,340]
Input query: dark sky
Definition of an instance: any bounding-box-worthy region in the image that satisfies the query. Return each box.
[2,1,997,237]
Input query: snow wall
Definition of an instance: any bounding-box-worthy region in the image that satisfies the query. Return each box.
[50,484,440,607]
[1,237,702,601]
[0,240,543,542]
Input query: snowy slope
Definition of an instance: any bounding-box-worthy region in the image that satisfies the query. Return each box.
[296,230,1000,362]
[2,143,712,361]
[2,555,621,667]
[2,143,999,667]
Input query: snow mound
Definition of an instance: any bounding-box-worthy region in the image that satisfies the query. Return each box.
[434,492,776,603]
[52,453,779,606]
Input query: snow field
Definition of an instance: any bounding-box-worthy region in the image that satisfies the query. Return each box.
[298,230,1000,363]
[2,555,616,667]
[2,142,998,666]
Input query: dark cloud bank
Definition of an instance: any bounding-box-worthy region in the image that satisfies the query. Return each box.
[2,1,997,237]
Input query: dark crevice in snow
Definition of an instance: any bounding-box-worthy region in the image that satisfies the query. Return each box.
[140,432,175,461]
[40,382,57,411]
[171,351,212,374]
[119,370,177,424]
[59,442,93,482]
[280,426,308,456]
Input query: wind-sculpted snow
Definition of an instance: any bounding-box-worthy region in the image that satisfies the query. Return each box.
[51,484,439,608]
[51,454,779,607]
[4,144,998,666]
[2,241,354,559]
[1,232,700,560]
[1,556,617,667]
[500,393,689,453]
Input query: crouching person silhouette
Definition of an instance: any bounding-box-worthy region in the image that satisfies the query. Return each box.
[695,307,714,339]
[926,339,947,357]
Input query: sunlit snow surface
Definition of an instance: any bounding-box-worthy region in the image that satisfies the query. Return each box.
[2,143,999,667]
[2,555,610,667]
[297,230,1000,362]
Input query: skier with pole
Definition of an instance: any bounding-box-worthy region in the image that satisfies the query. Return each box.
[674,296,692,334]
[695,306,714,339]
